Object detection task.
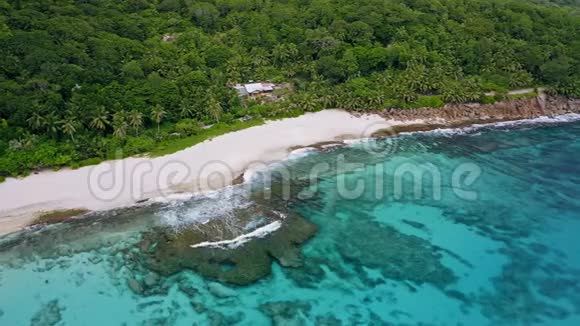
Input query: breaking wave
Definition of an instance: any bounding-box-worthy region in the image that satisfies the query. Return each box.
[157,186,252,230]
[190,220,283,249]
[400,113,580,137]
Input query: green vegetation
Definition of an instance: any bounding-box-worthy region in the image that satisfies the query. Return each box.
[406,95,446,109]
[30,208,89,226]
[151,118,265,157]
[0,0,579,177]
[507,91,539,100]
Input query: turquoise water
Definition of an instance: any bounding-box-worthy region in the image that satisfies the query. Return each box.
[1,118,580,325]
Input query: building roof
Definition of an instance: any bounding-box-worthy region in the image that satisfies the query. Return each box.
[244,83,274,94]
[162,34,176,42]
[232,82,277,97]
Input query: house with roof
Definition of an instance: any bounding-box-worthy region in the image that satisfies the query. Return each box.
[233,82,277,99]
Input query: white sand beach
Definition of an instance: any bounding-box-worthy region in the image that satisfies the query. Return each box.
[0,109,414,236]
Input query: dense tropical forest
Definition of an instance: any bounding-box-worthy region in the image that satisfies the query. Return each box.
[0,0,579,178]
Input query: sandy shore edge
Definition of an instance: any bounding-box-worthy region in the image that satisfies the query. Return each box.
[0,109,422,236]
[3,95,579,237]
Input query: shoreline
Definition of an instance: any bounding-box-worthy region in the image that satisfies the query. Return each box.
[0,109,416,236]
[1,96,579,237]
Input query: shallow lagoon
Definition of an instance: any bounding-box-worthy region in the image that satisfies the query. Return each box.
[1,118,580,325]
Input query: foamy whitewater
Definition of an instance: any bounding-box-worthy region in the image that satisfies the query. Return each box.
[155,186,253,230]
[398,113,580,136]
[0,109,398,236]
[190,220,283,249]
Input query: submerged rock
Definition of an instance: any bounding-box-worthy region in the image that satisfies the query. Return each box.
[136,300,163,312]
[138,211,317,285]
[284,257,328,288]
[127,278,144,295]
[401,219,426,230]
[206,310,245,326]
[207,282,237,298]
[190,301,206,314]
[259,300,312,326]
[87,255,103,264]
[143,272,160,287]
[30,300,63,326]
[178,283,198,298]
[337,219,456,287]
[316,314,342,326]
[141,316,176,326]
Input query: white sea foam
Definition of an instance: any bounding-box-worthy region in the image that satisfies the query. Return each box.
[399,113,580,137]
[287,147,317,160]
[242,163,274,183]
[190,220,282,249]
[158,186,252,229]
[112,114,580,230]
[342,137,373,145]
[242,168,257,182]
[271,210,287,220]
[320,143,343,150]
[241,147,318,184]
[0,109,395,236]
[242,217,265,231]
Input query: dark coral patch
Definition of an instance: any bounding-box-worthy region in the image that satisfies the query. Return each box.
[138,211,317,285]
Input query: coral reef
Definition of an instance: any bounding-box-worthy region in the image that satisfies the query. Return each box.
[29,209,89,226]
[337,219,456,287]
[259,300,312,326]
[206,310,245,326]
[138,211,317,285]
[30,300,63,326]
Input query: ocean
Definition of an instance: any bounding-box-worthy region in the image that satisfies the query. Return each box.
[1,116,580,325]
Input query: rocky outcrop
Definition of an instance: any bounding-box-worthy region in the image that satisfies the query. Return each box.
[259,300,312,326]
[137,210,317,286]
[377,96,580,131]
[30,300,63,326]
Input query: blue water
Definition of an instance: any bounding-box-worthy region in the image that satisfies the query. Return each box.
[1,118,580,325]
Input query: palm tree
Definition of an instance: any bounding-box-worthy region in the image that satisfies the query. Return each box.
[441,81,469,104]
[112,111,128,139]
[272,43,298,66]
[299,94,318,112]
[207,98,222,123]
[226,56,244,84]
[89,106,109,131]
[509,69,533,88]
[26,112,45,131]
[405,62,430,92]
[318,94,335,109]
[309,74,326,93]
[60,116,80,141]
[344,95,361,110]
[282,65,296,78]
[178,101,195,119]
[427,64,445,91]
[128,110,143,135]
[150,105,166,135]
[272,44,289,65]
[20,132,37,148]
[251,48,270,67]
[44,112,59,137]
[369,93,385,108]
[396,85,418,103]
